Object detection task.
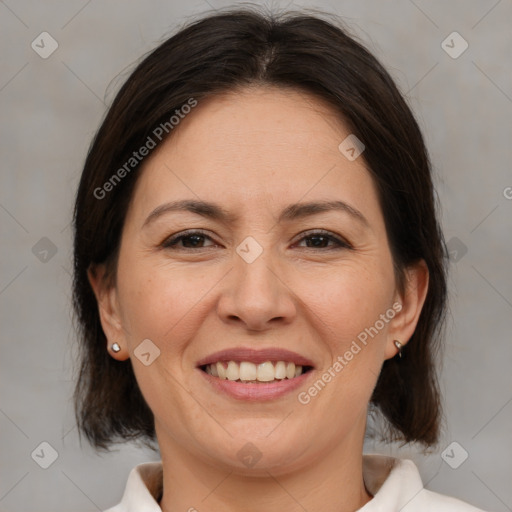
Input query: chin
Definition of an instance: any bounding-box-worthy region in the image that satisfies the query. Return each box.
[200,421,312,474]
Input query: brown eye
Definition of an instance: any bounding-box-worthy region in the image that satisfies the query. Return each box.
[295,230,351,250]
[162,231,216,249]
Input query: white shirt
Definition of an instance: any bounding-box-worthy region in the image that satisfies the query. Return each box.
[104,454,486,511]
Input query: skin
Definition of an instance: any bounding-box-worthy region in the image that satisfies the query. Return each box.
[89,86,428,512]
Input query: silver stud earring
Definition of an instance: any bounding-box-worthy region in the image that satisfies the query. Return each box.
[111,342,121,353]
[394,340,403,359]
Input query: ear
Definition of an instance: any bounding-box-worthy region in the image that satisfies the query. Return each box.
[384,259,429,359]
[87,264,130,361]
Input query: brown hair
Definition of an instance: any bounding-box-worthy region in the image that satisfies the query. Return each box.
[73,8,447,450]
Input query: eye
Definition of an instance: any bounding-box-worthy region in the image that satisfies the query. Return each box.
[161,229,351,251]
[294,230,352,250]
[162,230,217,249]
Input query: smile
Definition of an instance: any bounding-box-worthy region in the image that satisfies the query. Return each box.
[202,360,311,382]
[196,348,315,400]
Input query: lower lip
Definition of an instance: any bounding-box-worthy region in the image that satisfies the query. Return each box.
[198,369,313,401]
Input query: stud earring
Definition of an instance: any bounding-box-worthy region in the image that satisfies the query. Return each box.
[393,340,403,359]
[111,342,121,353]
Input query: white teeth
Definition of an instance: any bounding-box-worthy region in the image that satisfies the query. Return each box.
[205,360,308,382]
[226,361,239,381]
[239,361,257,381]
[274,361,286,380]
[257,361,275,382]
[216,362,226,379]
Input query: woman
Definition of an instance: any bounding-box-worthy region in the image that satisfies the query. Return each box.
[73,8,487,511]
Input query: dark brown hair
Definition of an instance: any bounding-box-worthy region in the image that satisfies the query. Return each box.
[73,7,447,450]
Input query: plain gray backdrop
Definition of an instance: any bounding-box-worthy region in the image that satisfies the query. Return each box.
[1,0,511,511]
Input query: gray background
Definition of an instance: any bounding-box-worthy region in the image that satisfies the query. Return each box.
[1,0,511,510]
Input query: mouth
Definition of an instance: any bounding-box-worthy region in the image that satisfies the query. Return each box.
[196,348,314,400]
[200,360,313,383]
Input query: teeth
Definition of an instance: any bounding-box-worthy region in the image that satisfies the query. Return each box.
[239,361,257,381]
[286,362,295,379]
[257,361,275,382]
[226,361,239,381]
[216,362,226,379]
[205,361,307,382]
[275,361,286,379]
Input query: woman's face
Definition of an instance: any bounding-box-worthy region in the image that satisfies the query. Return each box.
[92,86,427,474]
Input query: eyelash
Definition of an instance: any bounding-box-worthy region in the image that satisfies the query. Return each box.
[161,229,352,251]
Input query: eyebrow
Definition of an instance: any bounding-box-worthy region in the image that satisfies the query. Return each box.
[142,199,369,228]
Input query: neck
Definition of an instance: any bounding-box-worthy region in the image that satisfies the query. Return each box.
[158,422,372,512]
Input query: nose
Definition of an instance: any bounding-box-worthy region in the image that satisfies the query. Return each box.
[216,249,297,331]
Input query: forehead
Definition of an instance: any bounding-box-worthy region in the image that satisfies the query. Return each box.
[159,86,351,168]
[128,86,378,222]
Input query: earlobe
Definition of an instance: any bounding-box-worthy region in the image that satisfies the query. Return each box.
[385,260,429,359]
[87,264,130,361]
[107,341,129,360]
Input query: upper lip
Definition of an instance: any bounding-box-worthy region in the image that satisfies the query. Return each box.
[196,347,315,368]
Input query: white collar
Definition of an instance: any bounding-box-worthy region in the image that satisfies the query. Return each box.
[106,454,483,512]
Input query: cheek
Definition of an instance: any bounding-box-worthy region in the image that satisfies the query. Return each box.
[296,260,395,351]
[115,260,216,422]
[297,269,394,413]
[116,257,222,354]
